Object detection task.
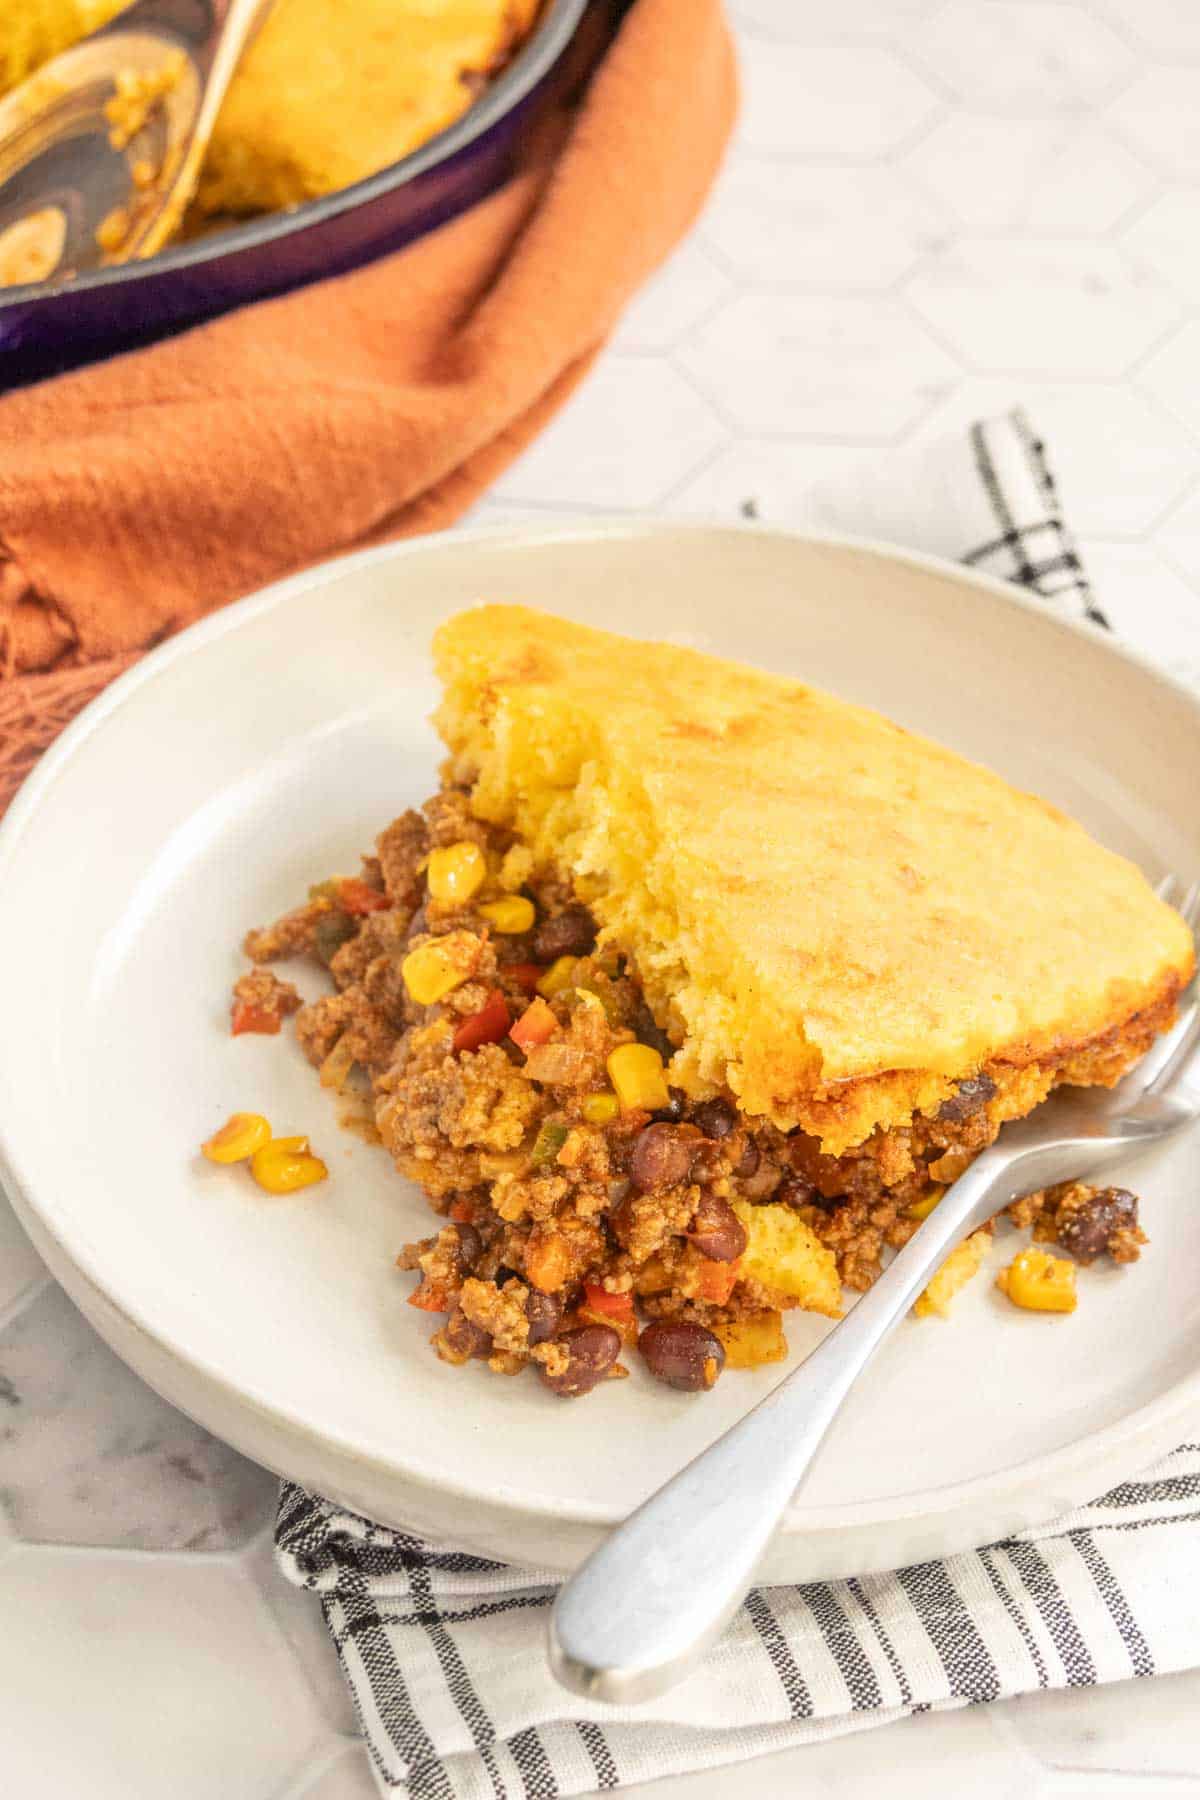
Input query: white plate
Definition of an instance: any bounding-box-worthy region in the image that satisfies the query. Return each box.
[2,521,1199,1581]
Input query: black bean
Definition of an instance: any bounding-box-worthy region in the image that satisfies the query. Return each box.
[525,1289,563,1346]
[532,907,597,962]
[936,1072,997,1123]
[631,1002,676,1063]
[738,1155,781,1201]
[691,1096,736,1139]
[639,1320,725,1392]
[539,1324,621,1397]
[1058,1187,1138,1265]
[687,1192,747,1262]
[689,1139,725,1185]
[630,1122,699,1193]
[441,1308,492,1361]
[733,1139,760,1179]
[451,1223,483,1268]
[652,1086,688,1123]
[775,1175,815,1210]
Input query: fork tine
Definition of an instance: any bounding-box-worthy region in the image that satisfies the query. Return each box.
[1142,873,1200,1091]
[1143,992,1200,1099]
[1117,876,1200,1098]
[1171,879,1200,1013]
[1123,1009,1188,1096]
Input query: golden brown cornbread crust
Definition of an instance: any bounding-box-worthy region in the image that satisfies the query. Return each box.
[808,972,1183,1152]
[434,605,1194,1154]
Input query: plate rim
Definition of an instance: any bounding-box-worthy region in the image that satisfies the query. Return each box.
[2,514,1200,1536]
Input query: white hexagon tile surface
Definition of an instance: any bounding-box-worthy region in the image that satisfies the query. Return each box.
[5,3,1200,1795]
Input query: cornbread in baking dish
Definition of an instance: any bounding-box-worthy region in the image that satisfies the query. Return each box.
[230,605,1191,1397]
[0,0,541,217]
[435,605,1193,1156]
[0,0,126,93]
[193,0,541,216]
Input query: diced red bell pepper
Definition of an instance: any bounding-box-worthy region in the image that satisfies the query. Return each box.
[452,988,510,1054]
[502,961,544,995]
[510,996,557,1050]
[583,1281,634,1322]
[338,877,390,916]
[231,1000,282,1036]
[407,1279,451,1313]
[448,1198,478,1224]
[695,1259,740,1306]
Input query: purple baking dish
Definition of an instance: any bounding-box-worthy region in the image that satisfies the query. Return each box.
[0,0,589,387]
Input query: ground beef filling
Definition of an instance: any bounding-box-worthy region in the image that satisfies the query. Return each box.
[239,790,1150,1397]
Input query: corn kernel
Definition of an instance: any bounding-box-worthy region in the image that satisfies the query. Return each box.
[478,896,535,934]
[201,1112,271,1164]
[402,935,474,1005]
[426,841,486,903]
[95,205,129,253]
[582,1091,620,1125]
[497,844,534,892]
[996,1247,1077,1314]
[714,1311,788,1369]
[250,1136,328,1194]
[913,1231,989,1318]
[537,955,578,998]
[632,1252,671,1295]
[525,1231,573,1292]
[907,1186,944,1221]
[607,1042,670,1113]
[478,1144,533,1178]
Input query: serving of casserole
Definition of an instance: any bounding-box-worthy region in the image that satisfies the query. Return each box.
[227,605,1193,1397]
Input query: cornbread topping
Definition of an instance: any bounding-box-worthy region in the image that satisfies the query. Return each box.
[435,608,1192,1154]
[2,0,541,230]
[225,608,1187,1397]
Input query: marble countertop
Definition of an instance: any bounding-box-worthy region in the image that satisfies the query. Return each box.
[5,1,1200,1793]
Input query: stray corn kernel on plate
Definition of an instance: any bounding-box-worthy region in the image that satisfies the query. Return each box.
[2,522,1200,1582]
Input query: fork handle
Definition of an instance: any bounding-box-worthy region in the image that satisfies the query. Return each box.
[548,1146,1011,1704]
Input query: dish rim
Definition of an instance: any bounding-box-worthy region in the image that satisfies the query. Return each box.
[2,515,1199,1534]
[0,0,589,312]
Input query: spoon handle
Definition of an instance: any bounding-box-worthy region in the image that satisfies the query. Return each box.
[195,0,276,120]
[129,0,276,258]
[119,0,272,66]
[547,1147,1009,1704]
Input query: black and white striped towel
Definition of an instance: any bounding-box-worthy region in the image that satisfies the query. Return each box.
[276,1448,1200,1798]
[275,411,1197,1798]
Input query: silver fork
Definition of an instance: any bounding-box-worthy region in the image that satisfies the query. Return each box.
[549,877,1200,1704]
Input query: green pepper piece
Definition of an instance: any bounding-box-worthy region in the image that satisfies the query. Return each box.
[530,1119,569,1168]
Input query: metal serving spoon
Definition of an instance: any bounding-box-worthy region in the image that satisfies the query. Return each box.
[0,0,274,288]
[549,878,1200,1705]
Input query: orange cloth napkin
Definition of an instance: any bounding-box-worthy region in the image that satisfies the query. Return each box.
[0,0,736,813]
